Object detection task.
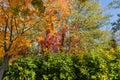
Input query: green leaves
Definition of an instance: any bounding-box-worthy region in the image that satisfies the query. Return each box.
[35,53,75,80]
[31,0,45,13]
[69,0,111,51]
[3,50,120,80]
[3,57,37,80]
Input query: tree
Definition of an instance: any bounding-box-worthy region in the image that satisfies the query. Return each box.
[36,0,73,53]
[0,0,44,79]
[68,0,111,53]
[109,0,120,49]
[112,14,120,34]
[36,0,111,54]
[111,14,120,48]
[109,0,120,8]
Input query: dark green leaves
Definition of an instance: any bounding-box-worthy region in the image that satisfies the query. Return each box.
[31,0,45,13]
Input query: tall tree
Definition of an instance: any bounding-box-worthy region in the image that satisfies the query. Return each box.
[0,0,44,79]
[36,0,111,54]
[112,14,120,33]
[109,0,120,8]
[109,0,120,49]
[111,14,120,48]
[68,0,110,53]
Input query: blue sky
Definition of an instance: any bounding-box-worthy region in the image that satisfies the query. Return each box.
[100,0,120,29]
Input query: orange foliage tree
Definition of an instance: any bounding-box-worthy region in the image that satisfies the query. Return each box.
[0,0,45,79]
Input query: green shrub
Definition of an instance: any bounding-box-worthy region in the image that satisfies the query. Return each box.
[3,57,37,80]
[3,50,120,80]
[110,49,120,79]
[35,53,76,80]
[71,52,108,80]
[72,50,120,80]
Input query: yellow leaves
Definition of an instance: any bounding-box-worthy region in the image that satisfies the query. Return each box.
[7,0,31,8]
[43,0,72,33]
[0,47,4,58]
[25,39,32,47]
[43,48,51,54]
[16,36,31,48]
[51,16,57,21]
[37,36,44,42]
[24,0,32,7]
[0,0,45,64]
[0,37,32,59]
[100,48,115,55]
[57,22,61,27]
[56,0,73,15]
[0,17,4,23]
[110,48,115,53]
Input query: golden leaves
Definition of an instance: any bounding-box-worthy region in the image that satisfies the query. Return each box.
[0,47,4,58]
[0,0,41,59]
[37,36,44,41]
[0,0,73,59]
[42,0,73,34]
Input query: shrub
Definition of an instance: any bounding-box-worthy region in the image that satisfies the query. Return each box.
[3,50,120,80]
[35,53,76,80]
[71,51,109,80]
[3,57,37,80]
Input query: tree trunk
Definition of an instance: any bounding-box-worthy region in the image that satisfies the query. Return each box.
[0,54,9,80]
[112,39,117,49]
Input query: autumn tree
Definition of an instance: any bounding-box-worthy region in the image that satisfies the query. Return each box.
[36,0,73,53]
[36,0,111,54]
[0,0,44,79]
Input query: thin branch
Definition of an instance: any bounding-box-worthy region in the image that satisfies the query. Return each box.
[21,23,26,34]
[4,18,8,52]
[8,18,13,50]
[14,18,19,34]
[10,19,13,42]
[13,21,39,42]
[21,21,39,34]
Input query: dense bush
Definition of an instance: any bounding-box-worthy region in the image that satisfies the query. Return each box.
[3,50,120,80]
[35,53,75,80]
[73,50,120,80]
[3,57,37,80]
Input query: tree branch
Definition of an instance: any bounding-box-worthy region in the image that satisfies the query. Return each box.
[21,21,39,35]
[4,18,8,52]
[8,19,13,50]
[14,18,19,34]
